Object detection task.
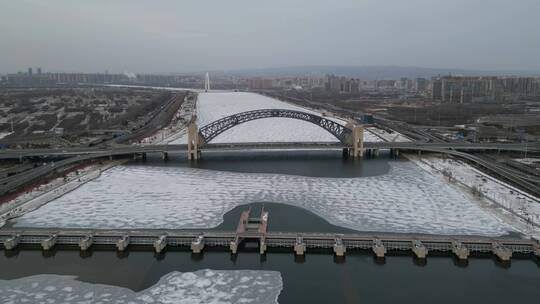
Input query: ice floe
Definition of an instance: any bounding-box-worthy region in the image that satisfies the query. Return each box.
[0,269,282,304]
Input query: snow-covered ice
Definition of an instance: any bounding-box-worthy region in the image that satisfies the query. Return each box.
[0,269,282,304]
[13,162,512,236]
[170,92,380,144]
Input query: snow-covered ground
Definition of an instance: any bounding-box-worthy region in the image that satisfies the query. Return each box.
[12,162,512,236]
[409,155,540,238]
[0,132,12,140]
[142,95,196,145]
[0,270,282,304]
[170,92,380,144]
[514,158,540,166]
[0,161,122,228]
[366,127,410,142]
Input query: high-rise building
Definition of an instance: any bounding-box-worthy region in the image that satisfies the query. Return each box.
[415,78,428,92]
[28,67,33,76]
[431,78,442,100]
[37,67,42,75]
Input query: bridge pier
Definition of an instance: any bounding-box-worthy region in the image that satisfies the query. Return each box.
[41,234,57,251]
[230,236,239,254]
[79,234,93,251]
[451,241,469,260]
[191,234,205,254]
[162,152,168,161]
[492,242,512,261]
[116,235,130,251]
[372,239,386,258]
[391,148,400,158]
[294,235,306,256]
[534,243,540,257]
[342,148,350,159]
[154,235,167,253]
[333,236,346,257]
[412,240,428,259]
[187,123,200,160]
[3,234,20,250]
[260,236,267,255]
[351,125,364,159]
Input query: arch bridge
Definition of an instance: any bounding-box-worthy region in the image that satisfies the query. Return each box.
[187,109,364,159]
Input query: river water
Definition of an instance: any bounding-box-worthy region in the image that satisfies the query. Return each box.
[1,152,540,303]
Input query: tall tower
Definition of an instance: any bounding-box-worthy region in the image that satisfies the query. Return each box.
[204,72,210,92]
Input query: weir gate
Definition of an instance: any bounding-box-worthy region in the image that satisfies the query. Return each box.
[1,209,539,262]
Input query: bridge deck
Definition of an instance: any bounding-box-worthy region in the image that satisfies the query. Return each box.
[0,141,537,160]
[1,228,538,258]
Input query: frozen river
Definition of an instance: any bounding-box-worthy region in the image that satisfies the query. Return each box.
[12,157,512,236]
[171,92,381,143]
[9,92,514,236]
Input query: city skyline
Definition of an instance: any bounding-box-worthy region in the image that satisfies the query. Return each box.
[1,0,540,73]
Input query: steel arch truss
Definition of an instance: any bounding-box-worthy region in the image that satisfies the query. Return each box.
[199,109,352,144]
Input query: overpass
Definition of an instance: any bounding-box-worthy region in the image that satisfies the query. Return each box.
[0,141,537,160]
[1,141,538,197]
[0,107,538,196]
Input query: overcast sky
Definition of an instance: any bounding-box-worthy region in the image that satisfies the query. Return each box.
[1,0,539,74]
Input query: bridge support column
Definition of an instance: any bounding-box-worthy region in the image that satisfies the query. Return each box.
[162,152,168,161]
[492,242,512,261]
[412,240,428,259]
[79,234,93,251]
[230,236,240,254]
[372,239,386,258]
[116,235,130,251]
[41,234,57,251]
[451,241,469,260]
[260,236,267,255]
[333,237,346,257]
[187,123,200,160]
[351,125,364,159]
[294,235,306,256]
[154,235,167,253]
[191,235,205,254]
[3,234,20,250]
[534,243,540,258]
[342,148,350,159]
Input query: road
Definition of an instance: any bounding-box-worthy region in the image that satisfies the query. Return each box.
[0,141,537,160]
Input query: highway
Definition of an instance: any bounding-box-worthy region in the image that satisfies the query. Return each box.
[0,141,537,160]
[0,140,538,197]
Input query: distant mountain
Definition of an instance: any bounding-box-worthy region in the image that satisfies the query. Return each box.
[203,65,540,80]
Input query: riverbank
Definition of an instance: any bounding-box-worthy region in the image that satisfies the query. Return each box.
[0,160,124,228]
[408,154,540,240]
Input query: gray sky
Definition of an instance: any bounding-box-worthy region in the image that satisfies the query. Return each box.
[1,0,539,73]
